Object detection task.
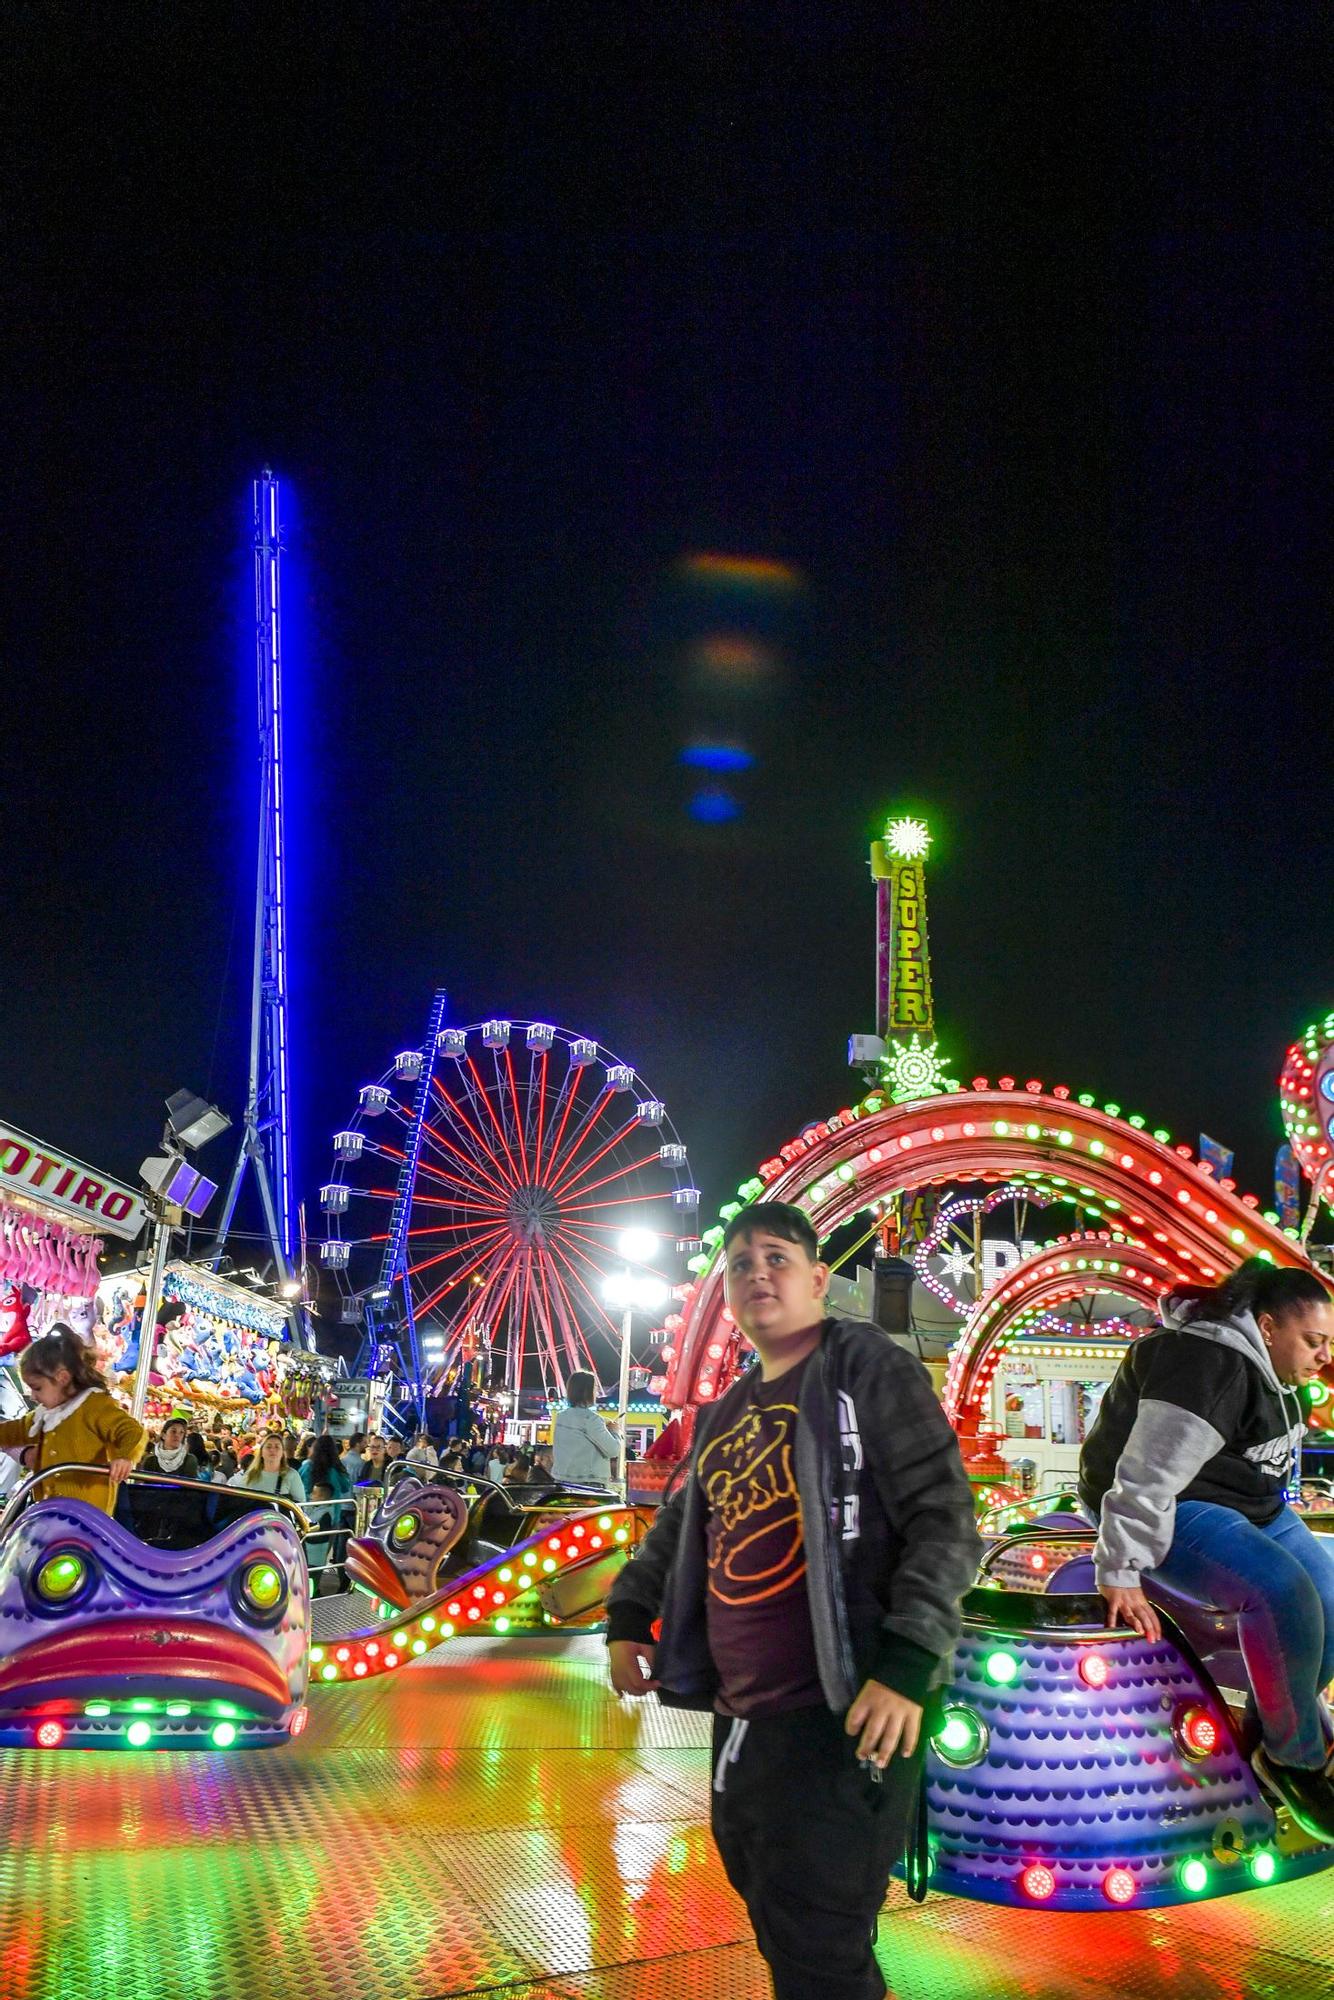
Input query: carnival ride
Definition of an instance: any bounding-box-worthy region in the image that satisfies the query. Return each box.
[319,1010,695,1412]
[909,1530,1334,1912]
[340,1461,649,1622]
[0,1443,649,1749]
[0,1468,310,1751]
[305,1472,649,1685]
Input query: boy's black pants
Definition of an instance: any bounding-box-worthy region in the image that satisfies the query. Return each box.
[710,1703,922,2000]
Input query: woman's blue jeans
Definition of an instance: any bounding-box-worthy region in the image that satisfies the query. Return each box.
[1149,1500,1334,1769]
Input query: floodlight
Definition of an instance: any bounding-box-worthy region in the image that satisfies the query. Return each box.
[602,1272,669,1313]
[617,1228,660,1264]
[164,1090,231,1151]
[139,1155,220,1219]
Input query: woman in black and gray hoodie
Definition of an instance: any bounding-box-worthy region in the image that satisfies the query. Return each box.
[1080,1258,1334,1837]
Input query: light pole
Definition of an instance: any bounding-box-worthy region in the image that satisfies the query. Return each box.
[132,1091,230,1420]
[602,1229,668,1494]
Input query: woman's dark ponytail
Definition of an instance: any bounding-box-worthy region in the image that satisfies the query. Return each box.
[1166,1255,1331,1326]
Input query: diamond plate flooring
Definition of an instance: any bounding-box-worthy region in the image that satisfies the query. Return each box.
[4,1633,1334,1999]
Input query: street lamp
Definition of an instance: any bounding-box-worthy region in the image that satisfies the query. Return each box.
[602,1230,667,1493]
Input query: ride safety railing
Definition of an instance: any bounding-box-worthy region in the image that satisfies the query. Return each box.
[379,1459,616,1506]
[0,1462,345,1573]
[975,1525,1096,1585]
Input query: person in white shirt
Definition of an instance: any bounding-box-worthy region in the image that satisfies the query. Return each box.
[552,1372,620,1485]
[228,1430,307,1506]
[406,1431,438,1468]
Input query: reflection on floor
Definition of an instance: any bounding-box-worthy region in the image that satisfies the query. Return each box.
[2,1634,1334,1998]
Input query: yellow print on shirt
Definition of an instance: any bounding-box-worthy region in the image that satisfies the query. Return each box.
[699,1398,806,1606]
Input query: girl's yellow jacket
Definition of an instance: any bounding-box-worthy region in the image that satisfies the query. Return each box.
[0,1391,148,1513]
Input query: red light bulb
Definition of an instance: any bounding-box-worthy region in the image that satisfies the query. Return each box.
[1021,1863,1056,1901]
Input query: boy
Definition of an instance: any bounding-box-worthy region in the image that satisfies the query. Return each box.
[607,1202,980,2000]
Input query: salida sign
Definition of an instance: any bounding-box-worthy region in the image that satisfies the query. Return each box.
[0,1125,146,1241]
[889,865,933,1034]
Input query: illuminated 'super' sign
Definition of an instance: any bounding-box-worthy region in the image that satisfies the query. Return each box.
[889,864,933,1033]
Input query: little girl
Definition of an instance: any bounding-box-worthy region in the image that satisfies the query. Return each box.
[0,1326,147,1512]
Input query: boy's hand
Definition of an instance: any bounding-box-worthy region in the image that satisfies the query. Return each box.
[608,1640,660,1696]
[107,1458,135,1487]
[845,1678,922,1766]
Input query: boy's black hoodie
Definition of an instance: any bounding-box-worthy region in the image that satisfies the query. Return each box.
[606,1315,982,1711]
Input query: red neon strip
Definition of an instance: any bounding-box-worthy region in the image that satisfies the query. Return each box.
[428,1078,519,1195]
[407,1223,510,1283]
[504,1048,532,1180]
[546,1090,618,1192]
[414,1237,509,1320]
[406,1154,509,1204]
[532,1050,549,1180]
[557,1165,675,1209]
[549,1115,641,1200]
[545,1252,594,1373]
[548,1236,623,1342]
[403,1218,512,1240]
[417,1123,513,1205]
[540,1072,588,1192]
[464,1056,525,1187]
[531,1248,566,1385]
[405,1194,510,1218]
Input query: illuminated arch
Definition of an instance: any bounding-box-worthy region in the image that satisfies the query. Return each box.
[944,1230,1181,1425]
[663,1084,1310,1410]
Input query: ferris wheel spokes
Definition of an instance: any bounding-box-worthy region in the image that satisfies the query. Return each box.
[425,1084,519,1197]
[325,1018,693,1400]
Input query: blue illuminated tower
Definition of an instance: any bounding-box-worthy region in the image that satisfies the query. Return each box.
[209,470,296,1286]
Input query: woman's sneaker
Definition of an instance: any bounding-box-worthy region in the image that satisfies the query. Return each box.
[1253,1747,1334,1842]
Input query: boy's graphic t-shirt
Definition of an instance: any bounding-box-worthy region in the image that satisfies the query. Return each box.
[700,1350,824,1716]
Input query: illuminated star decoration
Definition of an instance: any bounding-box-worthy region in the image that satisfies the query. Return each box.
[881,1035,958,1103]
[883,816,932,860]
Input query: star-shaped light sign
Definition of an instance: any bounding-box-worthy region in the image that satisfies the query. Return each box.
[884,815,932,860]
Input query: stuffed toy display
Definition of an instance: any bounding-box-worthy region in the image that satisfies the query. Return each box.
[0,1286,30,1358]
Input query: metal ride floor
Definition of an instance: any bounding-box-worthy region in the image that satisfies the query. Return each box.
[5,1637,1334,2000]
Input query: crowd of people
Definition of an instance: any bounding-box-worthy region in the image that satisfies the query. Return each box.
[0,1325,626,1612]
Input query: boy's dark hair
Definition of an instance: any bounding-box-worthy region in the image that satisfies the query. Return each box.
[19,1326,108,1395]
[722,1202,820,1263]
[1168,1255,1331,1326]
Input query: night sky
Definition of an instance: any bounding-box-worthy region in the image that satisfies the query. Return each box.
[6,14,1331,1268]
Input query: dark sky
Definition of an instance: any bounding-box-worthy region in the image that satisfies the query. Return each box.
[5,12,1331,1259]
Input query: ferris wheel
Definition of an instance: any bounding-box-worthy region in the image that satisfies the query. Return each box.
[319,1008,697,1401]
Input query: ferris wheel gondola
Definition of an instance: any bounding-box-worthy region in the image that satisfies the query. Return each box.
[320,1017,697,1401]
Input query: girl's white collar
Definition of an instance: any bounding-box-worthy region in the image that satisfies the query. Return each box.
[29,1385,98,1434]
